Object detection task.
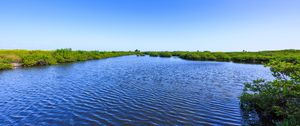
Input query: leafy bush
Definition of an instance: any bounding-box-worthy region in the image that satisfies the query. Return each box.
[21,52,57,67]
[213,52,231,61]
[0,62,13,70]
[276,117,300,126]
[148,52,160,57]
[240,60,300,125]
[159,52,172,57]
[0,54,21,63]
[53,48,76,63]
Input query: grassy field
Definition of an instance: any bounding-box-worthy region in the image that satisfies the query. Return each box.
[0,49,133,70]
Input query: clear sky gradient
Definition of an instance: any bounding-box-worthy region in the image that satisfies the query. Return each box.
[0,0,299,51]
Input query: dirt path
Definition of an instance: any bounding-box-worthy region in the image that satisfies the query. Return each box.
[12,63,22,69]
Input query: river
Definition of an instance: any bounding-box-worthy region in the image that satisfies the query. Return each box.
[0,56,273,125]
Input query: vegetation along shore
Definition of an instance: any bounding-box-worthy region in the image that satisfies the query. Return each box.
[2,49,299,71]
[145,49,300,64]
[0,48,133,70]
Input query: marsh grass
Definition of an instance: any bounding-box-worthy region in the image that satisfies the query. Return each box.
[145,49,300,64]
[0,49,133,69]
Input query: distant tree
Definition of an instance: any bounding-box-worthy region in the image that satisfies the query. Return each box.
[134,49,140,53]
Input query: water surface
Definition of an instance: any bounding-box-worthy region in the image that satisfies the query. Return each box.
[0,56,273,125]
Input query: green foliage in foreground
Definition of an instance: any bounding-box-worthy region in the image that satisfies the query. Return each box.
[240,60,300,125]
[0,49,133,69]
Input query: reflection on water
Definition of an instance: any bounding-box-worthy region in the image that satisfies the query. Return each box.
[0,56,273,125]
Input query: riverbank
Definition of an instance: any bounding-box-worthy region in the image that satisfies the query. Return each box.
[145,49,300,64]
[2,49,300,71]
[0,49,133,70]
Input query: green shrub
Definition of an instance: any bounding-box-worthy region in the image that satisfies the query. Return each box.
[0,62,13,70]
[212,52,231,61]
[0,54,21,63]
[21,53,57,67]
[159,52,172,57]
[240,60,300,125]
[180,53,201,60]
[149,52,159,57]
[276,117,300,126]
[53,48,76,63]
[21,55,38,67]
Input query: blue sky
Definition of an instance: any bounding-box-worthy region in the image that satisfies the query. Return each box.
[0,0,299,51]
